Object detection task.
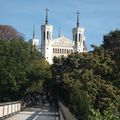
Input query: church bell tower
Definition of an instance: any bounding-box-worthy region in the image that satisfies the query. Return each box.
[41,9,53,64]
[72,12,85,52]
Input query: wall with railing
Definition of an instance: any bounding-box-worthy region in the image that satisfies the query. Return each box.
[58,102,77,120]
[0,101,22,119]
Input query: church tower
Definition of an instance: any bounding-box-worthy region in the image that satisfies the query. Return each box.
[32,25,39,49]
[72,12,85,52]
[41,9,53,64]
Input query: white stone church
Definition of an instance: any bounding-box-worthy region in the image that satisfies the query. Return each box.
[32,10,87,64]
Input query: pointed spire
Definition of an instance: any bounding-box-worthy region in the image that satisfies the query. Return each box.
[45,8,49,24]
[77,12,80,27]
[33,24,35,39]
[58,27,61,37]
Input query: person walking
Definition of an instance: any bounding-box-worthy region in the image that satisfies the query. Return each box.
[42,94,46,106]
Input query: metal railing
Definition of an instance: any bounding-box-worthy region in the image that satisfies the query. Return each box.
[0,101,23,119]
[58,102,77,120]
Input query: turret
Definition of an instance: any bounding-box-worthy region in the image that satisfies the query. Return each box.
[32,25,39,49]
[41,9,53,46]
[72,12,85,52]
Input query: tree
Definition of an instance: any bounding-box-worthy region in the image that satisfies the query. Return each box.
[102,30,120,88]
[0,25,24,40]
[0,25,52,102]
[0,40,30,101]
[51,30,120,119]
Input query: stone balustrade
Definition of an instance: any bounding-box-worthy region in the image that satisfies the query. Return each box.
[0,101,22,119]
[58,102,77,120]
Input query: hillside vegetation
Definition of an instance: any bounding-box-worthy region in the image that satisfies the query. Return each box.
[50,30,120,120]
[0,25,119,119]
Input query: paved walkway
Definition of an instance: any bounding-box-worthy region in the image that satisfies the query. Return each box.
[5,104,59,120]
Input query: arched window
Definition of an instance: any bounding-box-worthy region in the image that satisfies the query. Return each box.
[67,49,69,54]
[62,49,63,54]
[65,49,67,54]
[47,31,49,39]
[58,49,59,53]
[43,31,45,40]
[75,34,77,42]
[53,48,54,53]
[60,49,61,54]
[79,34,81,41]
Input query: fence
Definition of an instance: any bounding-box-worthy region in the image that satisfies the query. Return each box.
[0,101,22,119]
[58,102,77,120]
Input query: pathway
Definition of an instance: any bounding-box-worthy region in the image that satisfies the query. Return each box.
[5,103,59,120]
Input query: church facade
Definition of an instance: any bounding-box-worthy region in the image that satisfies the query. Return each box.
[32,10,87,64]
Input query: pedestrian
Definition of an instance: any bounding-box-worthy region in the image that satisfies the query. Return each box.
[42,94,46,106]
[49,95,53,106]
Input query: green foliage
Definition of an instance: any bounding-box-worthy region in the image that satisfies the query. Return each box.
[102,30,120,88]
[1,25,120,119]
[27,80,43,93]
[103,103,120,120]
[0,38,50,102]
[69,87,89,120]
[51,30,120,119]
[27,59,51,93]
[89,106,102,120]
[89,103,120,120]
[0,40,30,101]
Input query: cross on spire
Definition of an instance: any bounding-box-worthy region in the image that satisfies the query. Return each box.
[45,8,49,24]
[77,12,80,27]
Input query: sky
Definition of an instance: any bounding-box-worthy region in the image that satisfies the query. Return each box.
[0,0,120,50]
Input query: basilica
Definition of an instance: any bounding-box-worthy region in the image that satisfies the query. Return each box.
[32,10,87,64]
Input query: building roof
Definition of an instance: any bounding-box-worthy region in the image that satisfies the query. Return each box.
[51,36,73,47]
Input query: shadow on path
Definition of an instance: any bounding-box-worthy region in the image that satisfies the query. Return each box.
[25,111,39,120]
[25,103,59,120]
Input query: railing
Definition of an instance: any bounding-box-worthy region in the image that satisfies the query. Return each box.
[58,102,77,120]
[0,101,23,119]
